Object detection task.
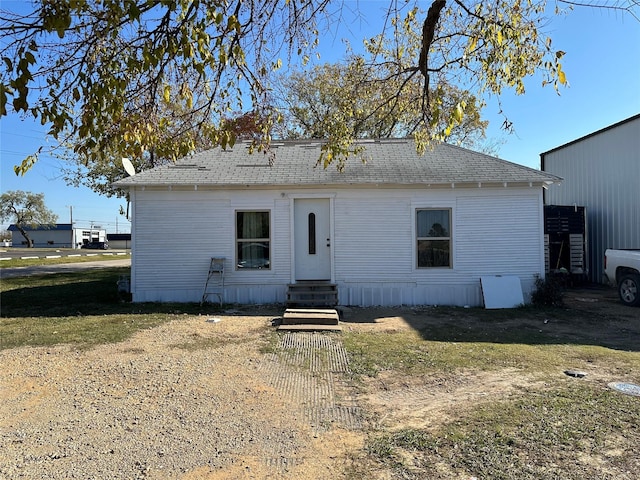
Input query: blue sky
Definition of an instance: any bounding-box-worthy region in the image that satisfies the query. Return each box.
[1,2,639,232]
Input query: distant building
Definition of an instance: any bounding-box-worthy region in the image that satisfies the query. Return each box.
[8,224,107,249]
[542,114,640,283]
[107,233,132,249]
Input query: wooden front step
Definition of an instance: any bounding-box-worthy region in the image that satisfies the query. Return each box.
[286,282,338,308]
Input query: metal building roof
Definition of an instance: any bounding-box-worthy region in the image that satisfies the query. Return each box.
[8,223,73,231]
[540,113,640,158]
[114,138,561,188]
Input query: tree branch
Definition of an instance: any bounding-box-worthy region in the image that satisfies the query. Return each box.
[419,0,446,115]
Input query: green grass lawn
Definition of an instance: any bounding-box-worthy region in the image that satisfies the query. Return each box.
[0,267,215,349]
[0,251,129,268]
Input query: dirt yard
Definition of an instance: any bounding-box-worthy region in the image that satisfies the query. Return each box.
[1,286,638,479]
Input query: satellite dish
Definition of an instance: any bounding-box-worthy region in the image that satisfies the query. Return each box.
[122,157,136,176]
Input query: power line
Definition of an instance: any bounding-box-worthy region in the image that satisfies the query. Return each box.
[73,219,131,225]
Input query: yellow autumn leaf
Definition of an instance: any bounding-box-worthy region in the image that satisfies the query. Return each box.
[163,85,171,103]
[558,66,567,85]
[558,70,566,84]
[453,103,464,123]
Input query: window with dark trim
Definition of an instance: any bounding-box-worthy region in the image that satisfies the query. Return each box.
[416,209,452,268]
[236,211,270,269]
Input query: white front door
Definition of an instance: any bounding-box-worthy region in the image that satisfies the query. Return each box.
[294,198,331,280]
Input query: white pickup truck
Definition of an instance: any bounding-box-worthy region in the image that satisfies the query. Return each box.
[604,249,640,306]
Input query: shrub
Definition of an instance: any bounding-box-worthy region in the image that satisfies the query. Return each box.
[531,275,564,307]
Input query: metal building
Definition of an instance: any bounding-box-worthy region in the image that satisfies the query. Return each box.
[541,114,640,283]
[8,223,107,249]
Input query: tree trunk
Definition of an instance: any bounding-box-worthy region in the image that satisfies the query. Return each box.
[16,226,33,248]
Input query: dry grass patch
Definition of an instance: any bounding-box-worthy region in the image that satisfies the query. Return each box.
[340,298,640,479]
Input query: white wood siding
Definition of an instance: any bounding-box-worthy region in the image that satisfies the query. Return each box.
[131,190,291,303]
[130,186,545,306]
[333,188,542,306]
[333,194,416,306]
[132,191,231,302]
[456,195,542,274]
[334,196,413,279]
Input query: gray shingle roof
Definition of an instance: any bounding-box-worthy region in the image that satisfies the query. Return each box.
[114,138,561,188]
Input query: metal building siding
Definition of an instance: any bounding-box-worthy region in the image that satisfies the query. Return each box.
[10,229,70,248]
[543,116,640,283]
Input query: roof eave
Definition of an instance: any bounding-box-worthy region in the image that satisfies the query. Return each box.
[115,178,560,190]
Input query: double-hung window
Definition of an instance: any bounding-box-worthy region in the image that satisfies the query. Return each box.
[236,211,270,269]
[416,209,452,268]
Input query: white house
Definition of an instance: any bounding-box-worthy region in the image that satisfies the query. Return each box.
[114,139,561,307]
[542,114,640,283]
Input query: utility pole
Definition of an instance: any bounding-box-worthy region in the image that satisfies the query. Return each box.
[67,205,75,249]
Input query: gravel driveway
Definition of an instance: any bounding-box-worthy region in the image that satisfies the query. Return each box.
[0,314,362,479]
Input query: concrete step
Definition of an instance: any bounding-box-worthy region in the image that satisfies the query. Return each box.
[282,308,340,325]
[276,323,342,332]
